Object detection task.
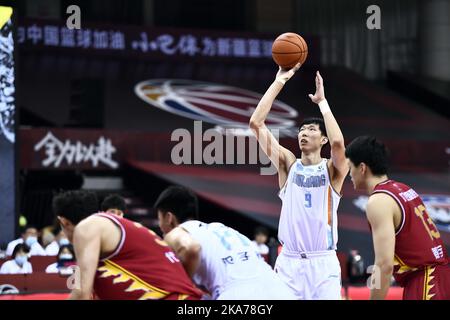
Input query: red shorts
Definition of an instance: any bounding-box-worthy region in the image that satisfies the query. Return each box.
[403,264,450,300]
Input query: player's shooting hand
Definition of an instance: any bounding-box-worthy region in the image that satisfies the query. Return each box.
[275,62,302,85]
[308,71,325,104]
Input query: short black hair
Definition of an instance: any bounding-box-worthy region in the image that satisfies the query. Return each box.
[299,117,327,138]
[101,194,126,212]
[345,135,389,176]
[12,243,30,258]
[154,186,199,223]
[254,226,269,237]
[52,190,99,225]
[58,244,75,258]
[21,225,37,235]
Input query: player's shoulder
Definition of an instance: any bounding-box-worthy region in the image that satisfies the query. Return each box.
[180,220,207,233]
[75,213,114,235]
[368,191,399,204]
[367,192,399,217]
[281,146,297,164]
[79,212,110,224]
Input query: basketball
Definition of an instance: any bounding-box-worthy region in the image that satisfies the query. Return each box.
[272,32,308,69]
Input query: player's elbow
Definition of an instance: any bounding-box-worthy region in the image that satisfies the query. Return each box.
[249,117,264,131]
[330,138,345,150]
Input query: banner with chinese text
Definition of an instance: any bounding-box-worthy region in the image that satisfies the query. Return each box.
[17,19,320,65]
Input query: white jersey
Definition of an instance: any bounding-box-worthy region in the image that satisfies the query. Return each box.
[278,159,341,253]
[181,220,292,299]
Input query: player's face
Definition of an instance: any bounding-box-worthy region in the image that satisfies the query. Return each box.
[57,217,75,242]
[348,159,363,190]
[157,210,173,235]
[298,124,326,152]
[24,228,38,239]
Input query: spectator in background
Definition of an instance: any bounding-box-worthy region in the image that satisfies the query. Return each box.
[45,226,70,256]
[252,226,270,261]
[45,244,76,274]
[101,194,127,217]
[41,226,55,249]
[347,249,365,284]
[6,226,46,256]
[0,244,33,274]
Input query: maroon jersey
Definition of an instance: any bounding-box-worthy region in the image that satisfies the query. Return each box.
[92,213,203,300]
[372,180,449,287]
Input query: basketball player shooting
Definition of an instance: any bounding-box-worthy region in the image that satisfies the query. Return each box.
[249,66,348,299]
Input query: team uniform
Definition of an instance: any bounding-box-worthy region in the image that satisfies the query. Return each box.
[373,180,450,300]
[276,158,342,300]
[180,220,296,300]
[92,213,203,300]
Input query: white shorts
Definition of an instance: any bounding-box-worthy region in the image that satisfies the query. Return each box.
[217,266,296,300]
[274,249,342,300]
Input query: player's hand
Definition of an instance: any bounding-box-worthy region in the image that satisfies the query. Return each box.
[308,71,325,104]
[275,63,301,85]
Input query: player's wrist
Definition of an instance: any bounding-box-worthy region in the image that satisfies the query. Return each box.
[318,99,331,114]
[275,78,287,86]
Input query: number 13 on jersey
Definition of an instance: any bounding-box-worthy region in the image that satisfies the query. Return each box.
[415,204,440,240]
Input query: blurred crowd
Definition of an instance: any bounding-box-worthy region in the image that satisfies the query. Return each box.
[0,194,127,275]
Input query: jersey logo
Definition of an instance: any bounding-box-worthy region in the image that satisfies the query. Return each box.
[353,194,450,233]
[293,174,326,188]
[399,189,419,202]
[135,79,297,129]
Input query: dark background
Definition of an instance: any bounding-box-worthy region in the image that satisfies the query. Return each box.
[0,0,449,268]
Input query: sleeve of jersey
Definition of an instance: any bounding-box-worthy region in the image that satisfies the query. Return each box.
[278,186,286,201]
[180,220,199,232]
[179,220,208,244]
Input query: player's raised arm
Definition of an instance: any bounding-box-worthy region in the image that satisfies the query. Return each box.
[68,219,102,300]
[366,194,396,300]
[164,227,201,277]
[249,64,300,188]
[308,71,348,192]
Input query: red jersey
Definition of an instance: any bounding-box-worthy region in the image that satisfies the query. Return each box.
[92,213,203,300]
[372,180,449,286]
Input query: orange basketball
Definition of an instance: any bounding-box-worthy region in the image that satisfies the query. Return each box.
[271,32,308,69]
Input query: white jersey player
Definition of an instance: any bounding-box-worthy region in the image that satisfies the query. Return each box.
[155,186,295,300]
[250,65,348,299]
